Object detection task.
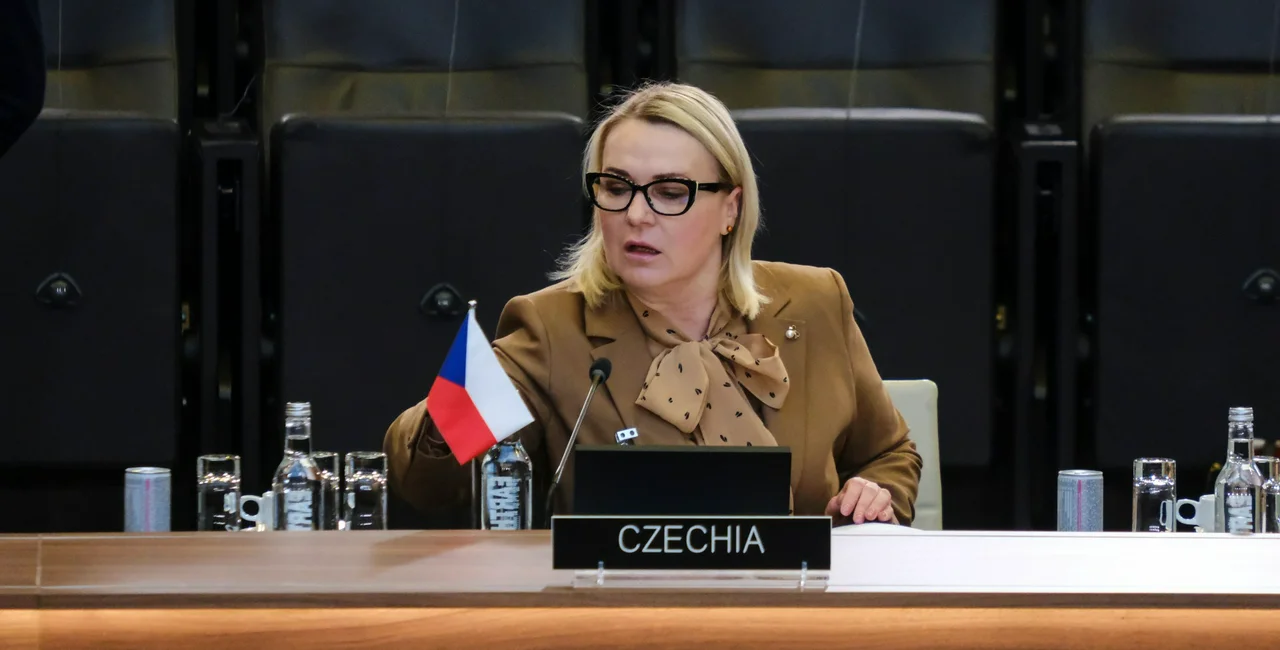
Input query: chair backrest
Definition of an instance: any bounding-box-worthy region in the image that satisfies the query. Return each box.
[675,0,996,122]
[735,108,994,471]
[0,114,180,532]
[1084,0,1280,133]
[884,379,942,530]
[260,0,588,134]
[38,0,177,118]
[1090,116,1280,470]
[267,113,584,502]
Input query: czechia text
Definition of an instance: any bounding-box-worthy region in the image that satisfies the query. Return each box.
[618,524,765,554]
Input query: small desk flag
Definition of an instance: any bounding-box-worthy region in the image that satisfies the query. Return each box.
[426,305,534,464]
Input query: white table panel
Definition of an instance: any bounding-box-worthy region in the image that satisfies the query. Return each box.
[831,525,1280,594]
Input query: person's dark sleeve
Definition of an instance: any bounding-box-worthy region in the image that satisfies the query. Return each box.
[0,0,47,158]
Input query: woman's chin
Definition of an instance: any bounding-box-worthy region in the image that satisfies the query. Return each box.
[613,266,672,293]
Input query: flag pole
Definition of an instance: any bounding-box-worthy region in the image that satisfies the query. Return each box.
[468,298,479,529]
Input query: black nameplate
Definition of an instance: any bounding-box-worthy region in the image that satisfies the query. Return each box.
[551,516,831,571]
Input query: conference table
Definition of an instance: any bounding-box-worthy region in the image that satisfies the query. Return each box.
[2,526,1278,648]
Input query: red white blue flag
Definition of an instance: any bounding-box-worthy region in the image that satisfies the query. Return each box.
[426,306,534,464]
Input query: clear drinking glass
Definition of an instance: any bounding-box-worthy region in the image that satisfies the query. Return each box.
[1132,458,1176,532]
[311,451,341,530]
[197,454,242,531]
[1254,455,1280,533]
[344,452,388,530]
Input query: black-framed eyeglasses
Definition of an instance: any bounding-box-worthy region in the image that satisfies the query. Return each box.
[585,172,732,217]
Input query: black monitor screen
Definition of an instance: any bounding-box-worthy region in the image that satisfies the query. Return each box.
[572,445,792,516]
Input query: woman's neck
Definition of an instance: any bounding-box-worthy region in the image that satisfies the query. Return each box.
[632,277,719,340]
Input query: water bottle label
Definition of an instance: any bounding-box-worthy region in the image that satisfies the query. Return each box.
[284,491,314,530]
[486,476,523,530]
[1225,491,1254,533]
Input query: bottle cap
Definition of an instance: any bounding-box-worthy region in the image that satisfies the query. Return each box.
[1229,407,1254,423]
[286,401,312,417]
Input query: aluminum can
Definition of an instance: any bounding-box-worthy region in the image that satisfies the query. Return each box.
[125,467,171,532]
[1058,469,1103,532]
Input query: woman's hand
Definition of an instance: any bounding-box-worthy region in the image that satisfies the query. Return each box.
[825,477,898,525]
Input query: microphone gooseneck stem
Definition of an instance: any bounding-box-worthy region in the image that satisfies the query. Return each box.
[544,374,604,528]
[542,481,561,531]
[553,377,602,485]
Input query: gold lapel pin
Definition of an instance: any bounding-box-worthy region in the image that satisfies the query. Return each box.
[785,325,799,341]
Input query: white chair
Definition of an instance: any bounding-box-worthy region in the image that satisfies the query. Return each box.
[884,380,942,530]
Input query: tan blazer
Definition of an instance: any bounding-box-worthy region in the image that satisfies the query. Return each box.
[384,261,922,525]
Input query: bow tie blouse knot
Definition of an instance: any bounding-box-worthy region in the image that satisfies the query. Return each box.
[629,295,790,446]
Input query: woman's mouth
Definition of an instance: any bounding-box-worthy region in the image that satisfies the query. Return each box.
[625,242,661,257]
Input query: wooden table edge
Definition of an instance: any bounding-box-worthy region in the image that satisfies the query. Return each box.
[26,589,1280,610]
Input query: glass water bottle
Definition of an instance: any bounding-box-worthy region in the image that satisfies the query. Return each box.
[1213,407,1264,535]
[272,401,322,530]
[480,438,533,530]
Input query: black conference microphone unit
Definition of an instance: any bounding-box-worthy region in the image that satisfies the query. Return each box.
[543,357,611,528]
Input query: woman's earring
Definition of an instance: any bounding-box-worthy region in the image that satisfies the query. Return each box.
[725,225,734,235]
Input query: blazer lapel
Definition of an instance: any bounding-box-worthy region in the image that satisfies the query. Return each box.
[585,293,699,444]
[752,294,809,484]
[585,294,652,435]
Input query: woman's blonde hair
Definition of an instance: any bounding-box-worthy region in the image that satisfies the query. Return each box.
[551,82,767,319]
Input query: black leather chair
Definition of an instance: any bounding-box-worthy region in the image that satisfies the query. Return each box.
[38,0,178,119]
[257,1,590,526]
[1084,0,1280,133]
[260,0,590,133]
[1090,117,1280,473]
[736,108,996,470]
[675,0,997,122]
[267,114,583,465]
[1081,2,1280,519]
[0,0,181,532]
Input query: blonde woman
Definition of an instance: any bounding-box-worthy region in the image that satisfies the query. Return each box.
[385,82,921,526]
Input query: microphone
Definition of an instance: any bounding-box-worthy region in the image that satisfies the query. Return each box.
[543,357,611,528]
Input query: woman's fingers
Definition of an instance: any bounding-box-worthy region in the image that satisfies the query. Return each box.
[825,494,842,517]
[851,481,882,524]
[840,479,866,517]
[863,488,893,522]
[830,478,895,525]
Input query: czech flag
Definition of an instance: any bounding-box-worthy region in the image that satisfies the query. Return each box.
[427,305,535,464]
